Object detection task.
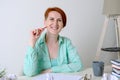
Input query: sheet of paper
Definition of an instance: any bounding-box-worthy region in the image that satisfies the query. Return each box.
[33,73,82,80]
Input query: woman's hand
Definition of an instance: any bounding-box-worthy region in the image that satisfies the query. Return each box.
[41,69,52,74]
[29,27,46,48]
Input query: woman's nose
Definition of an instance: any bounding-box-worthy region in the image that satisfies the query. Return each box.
[53,20,58,26]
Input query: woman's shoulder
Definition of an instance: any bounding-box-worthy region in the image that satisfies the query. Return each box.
[59,35,71,43]
[60,35,69,39]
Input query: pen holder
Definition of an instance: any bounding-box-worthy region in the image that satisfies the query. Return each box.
[92,61,104,76]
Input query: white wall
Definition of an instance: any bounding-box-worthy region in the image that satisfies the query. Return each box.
[0,0,117,75]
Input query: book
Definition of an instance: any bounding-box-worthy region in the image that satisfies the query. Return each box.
[112,64,120,70]
[111,59,120,66]
[112,71,120,78]
[113,68,120,75]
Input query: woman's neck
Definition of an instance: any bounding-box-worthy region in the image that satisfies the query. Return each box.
[46,33,58,44]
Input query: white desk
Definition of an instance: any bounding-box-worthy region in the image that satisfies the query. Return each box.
[17,66,112,80]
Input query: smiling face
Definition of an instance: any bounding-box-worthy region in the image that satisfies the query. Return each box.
[44,11,64,35]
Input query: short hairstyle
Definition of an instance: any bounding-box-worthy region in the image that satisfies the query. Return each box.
[44,7,67,27]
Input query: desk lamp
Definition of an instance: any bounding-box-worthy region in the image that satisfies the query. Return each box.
[103,0,120,16]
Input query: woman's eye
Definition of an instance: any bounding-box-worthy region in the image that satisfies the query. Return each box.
[50,18,54,21]
[58,19,62,22]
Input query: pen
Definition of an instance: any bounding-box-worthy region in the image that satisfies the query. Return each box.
[33,26,47,35]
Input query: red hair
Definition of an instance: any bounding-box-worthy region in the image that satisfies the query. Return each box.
[44,7,67,27]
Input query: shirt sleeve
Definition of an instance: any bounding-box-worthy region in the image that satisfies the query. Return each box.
[51,38,83,73]
[23,46,40,76]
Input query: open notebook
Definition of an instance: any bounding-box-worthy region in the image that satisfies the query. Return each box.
[33,73,82,80]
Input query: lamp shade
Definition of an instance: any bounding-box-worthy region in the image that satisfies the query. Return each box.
[103,0,120,16]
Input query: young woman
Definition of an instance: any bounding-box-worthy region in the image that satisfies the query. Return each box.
[23,7,82,76]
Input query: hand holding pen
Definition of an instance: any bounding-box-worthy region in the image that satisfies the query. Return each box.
[32,27,46,37]
[29,26,47,48]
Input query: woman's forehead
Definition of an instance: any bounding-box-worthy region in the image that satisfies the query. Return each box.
[48,11,62,18]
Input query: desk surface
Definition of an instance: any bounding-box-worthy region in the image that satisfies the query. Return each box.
[17,66,112,80]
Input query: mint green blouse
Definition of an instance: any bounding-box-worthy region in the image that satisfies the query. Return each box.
[23,32,83,76]
[51,58,58,67]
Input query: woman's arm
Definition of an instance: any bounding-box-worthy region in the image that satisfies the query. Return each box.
[51,56,82,72]
[51,38,83,73]
[24,28,46,76]
[23,46,40,76]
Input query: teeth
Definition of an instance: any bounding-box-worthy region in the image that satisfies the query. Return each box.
[51,27,58,30]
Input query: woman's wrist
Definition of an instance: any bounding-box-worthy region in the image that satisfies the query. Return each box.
[29,39,36,48]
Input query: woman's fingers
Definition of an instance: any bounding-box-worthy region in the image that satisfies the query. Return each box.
[32,27,46,37]
[32,29,40,36]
